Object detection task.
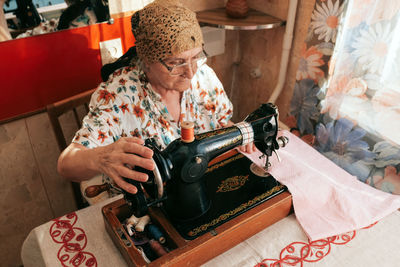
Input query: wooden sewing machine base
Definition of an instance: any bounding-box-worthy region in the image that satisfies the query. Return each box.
[102,191,292,266]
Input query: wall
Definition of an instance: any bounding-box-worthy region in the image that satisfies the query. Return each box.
[211,0,316,122]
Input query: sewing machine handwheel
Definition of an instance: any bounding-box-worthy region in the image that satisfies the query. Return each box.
[124,178,149,217]
[126,190,148,218]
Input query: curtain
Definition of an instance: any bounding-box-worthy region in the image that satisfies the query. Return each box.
[287,0,400,194]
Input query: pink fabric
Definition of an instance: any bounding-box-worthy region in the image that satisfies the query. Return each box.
[243,130,400,241]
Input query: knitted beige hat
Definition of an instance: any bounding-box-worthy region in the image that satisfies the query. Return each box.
[131,0,204,63]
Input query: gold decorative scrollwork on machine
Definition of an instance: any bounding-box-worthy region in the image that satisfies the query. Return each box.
[216,175,249,193]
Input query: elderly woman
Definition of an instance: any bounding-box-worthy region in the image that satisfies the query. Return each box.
[58,0,253,197]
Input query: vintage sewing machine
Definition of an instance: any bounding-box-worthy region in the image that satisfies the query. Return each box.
[98,103,293,266]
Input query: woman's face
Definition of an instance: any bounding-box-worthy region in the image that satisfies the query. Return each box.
[145,47,203,93]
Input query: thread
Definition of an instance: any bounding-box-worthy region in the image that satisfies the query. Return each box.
[135,215,151,232]
[146,224,166,244]
[149,239,168,257]
[181,121,195,143]
[127,214,140,226]
[125,223,135,236]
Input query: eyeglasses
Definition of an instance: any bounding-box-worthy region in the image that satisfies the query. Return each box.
[159,50,208,76]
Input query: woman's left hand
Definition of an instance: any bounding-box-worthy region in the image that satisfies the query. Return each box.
[226,120,257,154]
[237,142,256,154]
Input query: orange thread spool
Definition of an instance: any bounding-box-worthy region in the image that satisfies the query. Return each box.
[181,121,195,143]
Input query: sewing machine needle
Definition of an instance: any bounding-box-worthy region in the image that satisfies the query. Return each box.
[274,150,281,162]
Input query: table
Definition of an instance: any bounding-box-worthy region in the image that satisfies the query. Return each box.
[21,195,400,267]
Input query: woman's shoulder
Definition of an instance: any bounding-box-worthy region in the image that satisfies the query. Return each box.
[105,65,140,84]
[196,63,217,77]
[193,64,223,92]
[100,65,144,92]
[91,65,144,106]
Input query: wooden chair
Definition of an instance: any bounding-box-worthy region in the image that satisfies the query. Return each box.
[46,88,95,209]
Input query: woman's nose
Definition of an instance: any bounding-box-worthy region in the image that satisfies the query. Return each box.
[182,63,195,79]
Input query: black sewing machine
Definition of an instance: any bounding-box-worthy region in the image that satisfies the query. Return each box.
[121,103,289,238]
[99,103,292,266]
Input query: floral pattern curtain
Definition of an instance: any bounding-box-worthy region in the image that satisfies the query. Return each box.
[287,0,400,194]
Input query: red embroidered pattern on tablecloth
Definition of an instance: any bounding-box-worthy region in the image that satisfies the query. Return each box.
[255,222,377,267]
[49,212,97,267]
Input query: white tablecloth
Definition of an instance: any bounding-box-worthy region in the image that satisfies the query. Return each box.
[21,195,400,267]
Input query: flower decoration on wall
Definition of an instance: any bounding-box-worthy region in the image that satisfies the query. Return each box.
[290,79,320,134]
[310,0,344,43]
[296,44,325,82]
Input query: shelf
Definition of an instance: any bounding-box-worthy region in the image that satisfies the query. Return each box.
[196,8,285,30]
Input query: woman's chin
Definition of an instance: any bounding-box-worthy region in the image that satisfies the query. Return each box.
[173,81,191,91]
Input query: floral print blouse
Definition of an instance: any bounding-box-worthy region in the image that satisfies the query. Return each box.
[73,61,233,149]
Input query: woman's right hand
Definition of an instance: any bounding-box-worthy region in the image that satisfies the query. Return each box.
[95,137,155,194]
[58,137,155,195]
